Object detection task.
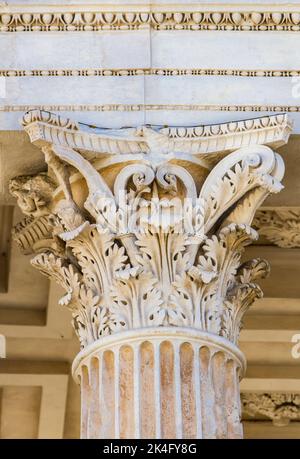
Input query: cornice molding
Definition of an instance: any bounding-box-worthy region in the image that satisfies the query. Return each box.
[1,104,300,114]
[242,393,300,426]
[1,8,300,32]
[253,209,300,248]
[1,68,300,78]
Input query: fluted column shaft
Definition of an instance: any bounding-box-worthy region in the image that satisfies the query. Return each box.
[73,328,244,439]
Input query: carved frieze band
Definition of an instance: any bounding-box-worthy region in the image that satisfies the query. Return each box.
[2,104,300,114]
[1,10,300,32]
[253,209,300,248]
[242,393,300,426]
[1,68,300,78]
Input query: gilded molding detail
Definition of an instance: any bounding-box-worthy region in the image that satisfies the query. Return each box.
[2,10,300,32]
[10,111,288,349]
[242,393,300,426]
[253,209,300,248]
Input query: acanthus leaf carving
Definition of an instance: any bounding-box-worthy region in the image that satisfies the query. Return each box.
[10,114,288,349]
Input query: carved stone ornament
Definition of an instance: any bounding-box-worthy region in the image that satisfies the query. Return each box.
[242,393,300,427]
[11,110,291,439]
[2,8,300,33]
[253,209,300,248]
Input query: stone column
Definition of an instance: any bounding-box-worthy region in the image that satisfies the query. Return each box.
[10,110,291,439]
[73,329,244,439]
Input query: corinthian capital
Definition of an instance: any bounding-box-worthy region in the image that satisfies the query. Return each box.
[11,111,290,349]
[9,111,291,439]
